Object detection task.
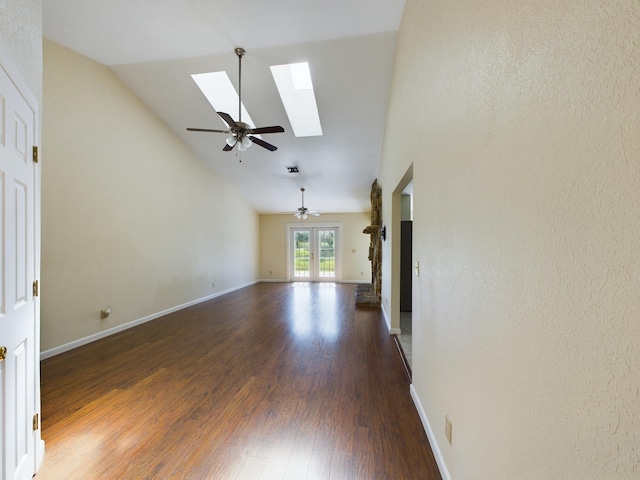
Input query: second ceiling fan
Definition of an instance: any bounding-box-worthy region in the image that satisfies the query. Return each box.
[187,47,284,152]
[293,188,320,220]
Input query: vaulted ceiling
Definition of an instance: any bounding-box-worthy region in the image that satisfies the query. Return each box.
[43,0,405,214]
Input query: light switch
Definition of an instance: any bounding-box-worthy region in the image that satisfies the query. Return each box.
[414,261,419,276]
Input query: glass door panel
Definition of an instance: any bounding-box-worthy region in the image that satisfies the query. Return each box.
[290,226,339,282]
[293,230,311,279]
[318,229,336,279]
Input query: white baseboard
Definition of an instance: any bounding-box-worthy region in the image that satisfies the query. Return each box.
[381,306,401,335]
[410,384,452,480]
[258,279,368,284]
[40,281,258,360]
[35,438,45,473]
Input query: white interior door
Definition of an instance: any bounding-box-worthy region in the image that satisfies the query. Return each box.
[0,55,42,480]
[290,226,339,282]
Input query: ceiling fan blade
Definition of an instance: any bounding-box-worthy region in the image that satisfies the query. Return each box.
[251,125,285,134]
[187,127,230,134]
[248,136,278,151]
[309,212,321,216]
[217,111,238,128]
[223,142,235,151]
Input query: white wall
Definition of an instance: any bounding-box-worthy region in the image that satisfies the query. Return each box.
[41,39,259,352]
[259,213,372,283]
[378,1,640,479]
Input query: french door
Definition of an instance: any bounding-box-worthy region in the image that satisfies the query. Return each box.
[290,226,339,282]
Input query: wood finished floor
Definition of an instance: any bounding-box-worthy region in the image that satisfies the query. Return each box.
[36,282,441,480]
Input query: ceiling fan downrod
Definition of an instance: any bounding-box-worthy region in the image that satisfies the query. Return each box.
[235,47,245,123]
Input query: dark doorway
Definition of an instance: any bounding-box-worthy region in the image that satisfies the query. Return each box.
[400,220,413,312]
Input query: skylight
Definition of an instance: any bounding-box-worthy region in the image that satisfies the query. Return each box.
[191,71,257,129]
[270,62,322,137]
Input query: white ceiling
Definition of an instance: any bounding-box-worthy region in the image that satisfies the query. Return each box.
[43,0,405,214]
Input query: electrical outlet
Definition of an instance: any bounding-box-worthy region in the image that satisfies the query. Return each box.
[445,415,452,445]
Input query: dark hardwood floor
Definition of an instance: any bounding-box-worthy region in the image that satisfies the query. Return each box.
[37,282,441,480]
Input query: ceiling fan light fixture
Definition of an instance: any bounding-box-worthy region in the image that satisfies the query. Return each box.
[241,136,252,149]
[226,135,236,147]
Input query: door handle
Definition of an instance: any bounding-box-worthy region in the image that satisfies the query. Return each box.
[0,346,6,361]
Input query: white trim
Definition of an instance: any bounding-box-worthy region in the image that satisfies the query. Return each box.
[259,279,365,284]
[40,280,258,360]
[410,384,452,480]
[381,305,401,334]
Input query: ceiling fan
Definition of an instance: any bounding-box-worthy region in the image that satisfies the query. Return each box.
[186,47,284,152]
[293,188,320,220]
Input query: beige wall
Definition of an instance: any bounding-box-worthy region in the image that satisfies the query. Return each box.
[379,1,640,479]
[259,213,372,283]
[41,39,259,352]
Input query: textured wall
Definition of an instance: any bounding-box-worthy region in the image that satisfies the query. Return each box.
[42,40,259,351]
[378,0,640,478]
[0,0,42,103]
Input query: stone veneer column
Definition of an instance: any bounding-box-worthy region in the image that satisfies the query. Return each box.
[357,180,382,306]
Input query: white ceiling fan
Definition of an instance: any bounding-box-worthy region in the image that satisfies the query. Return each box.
[293,188,320,219]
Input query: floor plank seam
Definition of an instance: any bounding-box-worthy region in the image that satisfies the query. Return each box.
[392,334,412,382]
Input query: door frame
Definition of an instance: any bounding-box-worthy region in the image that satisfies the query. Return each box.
[388,165,413,335]
[286,222,342,282]
[0,46,45,476]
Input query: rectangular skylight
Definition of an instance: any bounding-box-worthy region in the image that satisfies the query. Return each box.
[191,71,257,129]
[270,62,322,137]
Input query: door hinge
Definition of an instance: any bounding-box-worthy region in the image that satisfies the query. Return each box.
[33,413,39,431]
[33,280,39,297]
[33,145,39,163]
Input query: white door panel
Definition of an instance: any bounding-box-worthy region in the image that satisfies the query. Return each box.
[0,55,41,480]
